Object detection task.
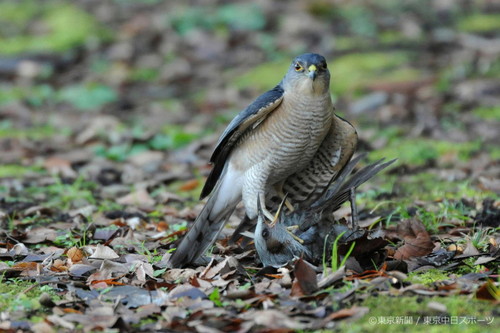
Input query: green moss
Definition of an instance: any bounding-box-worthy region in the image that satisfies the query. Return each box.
[306,0,337,19]
[170,3,265,36]
[379,31,416,44]
[0,1,111,55]
[25,177,97,210]
[0,84,57,107]
[399,172,487,201]
[335,36,373,51]
[0,279,60,316]
[332,52,418,96]
[0,121,63,140]
[160,99,185,114]
[342,295,499,332]
[233,59,290,91]
[472,106,500,121]
[0,85,25,106]
[458,14,500,33]
[0,165,45,178]
[233,52,418,97]
[337,4,377,38]
[57,83,118,111]
[408,269,454,286]
[487,145,500,160]
[129,68,160,82]
[369,138,481,166]
[368,172,489,230]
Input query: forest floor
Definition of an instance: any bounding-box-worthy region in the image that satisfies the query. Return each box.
[0,1,499,332]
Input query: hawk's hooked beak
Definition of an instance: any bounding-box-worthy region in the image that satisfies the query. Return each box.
[307,64,317,80]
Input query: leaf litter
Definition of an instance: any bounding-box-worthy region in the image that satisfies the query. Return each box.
[0,0,499,331]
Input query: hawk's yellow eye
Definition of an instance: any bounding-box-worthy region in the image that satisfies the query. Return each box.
[294,63,303,72]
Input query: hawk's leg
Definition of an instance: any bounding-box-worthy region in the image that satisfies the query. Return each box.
[349,187,359,230]
[286,225,304,244]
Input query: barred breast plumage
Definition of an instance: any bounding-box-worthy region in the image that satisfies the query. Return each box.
[282,114,358,207]
[232,91,333,218]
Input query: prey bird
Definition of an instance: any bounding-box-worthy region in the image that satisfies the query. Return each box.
[254,155,396,267]
[169,53,357,268]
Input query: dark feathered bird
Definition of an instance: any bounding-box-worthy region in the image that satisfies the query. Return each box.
[254,155,396,267]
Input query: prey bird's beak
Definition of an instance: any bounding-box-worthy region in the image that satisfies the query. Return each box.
[307,64,317,80]
[270,193,288,227]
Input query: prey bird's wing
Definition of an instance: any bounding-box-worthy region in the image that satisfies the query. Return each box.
[200,84,285,199]
[298,156,397,231]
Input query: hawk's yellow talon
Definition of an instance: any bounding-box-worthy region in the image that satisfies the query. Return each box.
[286,229,304,244]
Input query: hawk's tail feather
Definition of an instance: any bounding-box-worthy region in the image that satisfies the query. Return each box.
[168,184,237,268]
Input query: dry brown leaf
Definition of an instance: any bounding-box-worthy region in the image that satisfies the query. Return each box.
[43,156,76,177]
[291,258,318,296]
[475,280,500,303]
[325,305,370,321]
[31,321,55,333]
[462,240,480,257]
[394,219,434,260]
[66,247,85,263]
[179,179,199,191]
[157,221,169,231]
[12,261,39,271]
[163,268,198,283]
[248,309,304,330]
[117,188,155,207]
[202,256,239,279]
[50,259,68,272]
[89,244,119,260]
[24,227,58,244]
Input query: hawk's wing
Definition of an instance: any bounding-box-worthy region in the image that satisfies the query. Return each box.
[200,84,285,199]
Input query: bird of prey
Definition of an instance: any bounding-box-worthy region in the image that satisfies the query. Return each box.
[254,155,396,267]
[169,53,357,268]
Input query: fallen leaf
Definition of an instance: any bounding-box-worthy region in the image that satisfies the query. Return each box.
[291,258,318,296]
[43,156,77,178]
[68,264,97,277]
[179,179,199,191]
[23,227,58,244]
[12,262,39,271]
[51,259,68,272]
[117,189,155,207]
[475,280,500,302]
[324,305,369,321]
[457,240,481,257]
[88,244,119,259]
[169,285,208,300]
[394,219,434,260]
[66,247,85,263]
[318,266,346,289]
[247,309,305,330]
